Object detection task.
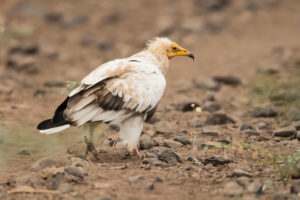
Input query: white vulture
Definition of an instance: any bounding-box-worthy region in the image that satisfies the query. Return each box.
[37,37,194,156]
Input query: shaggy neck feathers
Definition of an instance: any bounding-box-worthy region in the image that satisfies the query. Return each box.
[145,37,172,75]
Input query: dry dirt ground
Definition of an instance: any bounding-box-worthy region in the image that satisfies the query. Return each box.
[0,0,300,199]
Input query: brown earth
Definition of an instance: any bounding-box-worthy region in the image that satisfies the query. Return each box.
[0,0,300,199]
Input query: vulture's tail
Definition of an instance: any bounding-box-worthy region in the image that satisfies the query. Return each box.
[37,97,71,134]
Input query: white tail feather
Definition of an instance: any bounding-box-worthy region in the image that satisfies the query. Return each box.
[39,124,70,134]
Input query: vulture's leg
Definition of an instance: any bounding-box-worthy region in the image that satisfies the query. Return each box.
[119,114,144,158]
[84,123,100,160]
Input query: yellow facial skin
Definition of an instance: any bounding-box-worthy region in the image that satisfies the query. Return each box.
[167,44,194,60]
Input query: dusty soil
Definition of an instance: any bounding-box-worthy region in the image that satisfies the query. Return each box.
[0,0,300,199]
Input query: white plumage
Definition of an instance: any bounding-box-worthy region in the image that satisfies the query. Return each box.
[37,37,194,153]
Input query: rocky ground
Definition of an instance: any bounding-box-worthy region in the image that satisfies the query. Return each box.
[0,0,300,199]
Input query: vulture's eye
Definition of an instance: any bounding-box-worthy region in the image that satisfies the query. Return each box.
[172,46,177,51]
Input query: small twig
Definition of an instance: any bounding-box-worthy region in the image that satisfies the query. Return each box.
[8,189,61,195]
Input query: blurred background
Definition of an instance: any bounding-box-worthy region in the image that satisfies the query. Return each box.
[0,0,300,199]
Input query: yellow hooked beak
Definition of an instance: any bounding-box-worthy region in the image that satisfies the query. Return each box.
[167,44,194,61]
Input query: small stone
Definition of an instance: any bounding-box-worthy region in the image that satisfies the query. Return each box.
[205,113,230,125]
[128,174,144,189]
[69,156,89,168]
[286,108,300,122]
[222,181,243,197]
[236,176,251,187]
[163,139,183,148]
[34,89,47,97]
[6,55,39,74]
[174,136,191,145]
[247,181,263,194]
[65,166,87,179]
[193,77,221,91]
[44,12,63,22]
[233,169,253,177]
[252,105,278,118]
[158,150,182,165]
[202,129,220,136]
[291,181,300,194]
[9,43,39,55]
[31,157,58,171]
[148,148,163,157]
[256,120,271,129]
[188,118,203,128]
[203,156,232,166]
[44,81,65,88]
[18,148,31,155]
[202,102,221,112]
[240,123,255,131]
[15,175,36,186]
[98,42,114,52]
[213,75,242,86]
[274,127,296,137]
[154,177,163,183]
[241,130,260,136]
[139,135,159,150]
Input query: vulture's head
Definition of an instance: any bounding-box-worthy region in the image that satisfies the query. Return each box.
[146,37,194,61]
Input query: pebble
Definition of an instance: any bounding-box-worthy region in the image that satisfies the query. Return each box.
[240,123,255,131]
[274,127,296,137]
[15,175,35,186]
[139,135,159,150]
[174,136,191,145]
[203,156,232,166]
[65,166,88,179]
[202,102,221,112]
[163,139,183,148]
[201,129,220,136]
[18,148,31,155]
[256,120,271,129]
[241,130,260,136]
[252,105,278,118]
[236,176,251,187]
[9,43,39,55]
[247,181,263,194]
[31,157,58,171]
[233,169,253,177]
[290,181,300,194]
[6,55,39,74]
[222,181,243,197]
[44,11,63,22]
[205,113,230,125]
[213,75,242,86]
[158,150,182,165]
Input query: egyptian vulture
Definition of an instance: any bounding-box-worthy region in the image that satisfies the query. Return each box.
[37,37,194,156]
